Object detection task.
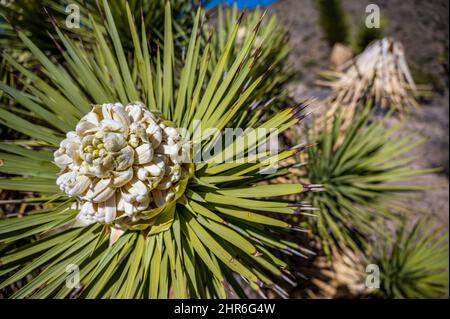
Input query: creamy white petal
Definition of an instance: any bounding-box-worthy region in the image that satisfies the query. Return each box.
[143,161,164,177]
[103,133,126,152]
[126,104,142,122]
[76,120,97,136]
[135,144,154,164]
[102,103,114,119]
[114,146,133,170]
[80,201,95,216]
[129,178,148,195]
[103,195,117,223]
[101,119,123,132]
[92,186,115,203]
[146,123,162,148]
[56,171,76,189]
[123,200,135,216]
[112,104,129,126]
[164,127,179,139]
[54,154,72,167]
[112,168,134,187]
[137,167,149,181]
[82,111,100,125]
[109,227,125,246]
[76,213,97,226]
[85,178,111,200]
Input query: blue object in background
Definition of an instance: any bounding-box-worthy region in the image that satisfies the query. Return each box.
[206,0,278,9]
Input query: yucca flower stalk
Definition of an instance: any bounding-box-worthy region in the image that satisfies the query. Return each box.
[0,2,312,298]
[305,107,435,256]
[371,219,448,299]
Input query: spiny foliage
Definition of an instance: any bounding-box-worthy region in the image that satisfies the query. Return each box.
[0,2,310,298]
[372,219,449,299]
[1,0,87,52]
[1,1,292,142]
[305,108,434,256]
[209,5,293,108]
[0,0,203,137]
[0,57,21,140]
[315,0,350,46]
[0,0,202,54]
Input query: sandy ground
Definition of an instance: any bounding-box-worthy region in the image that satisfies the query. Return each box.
[271,0,449,227]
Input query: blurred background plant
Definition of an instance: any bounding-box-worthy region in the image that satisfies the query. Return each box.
[314,0,388,53]
[315,0,350,47]
[291,218,449,299]
[304,108,435,256]
[370,219,449,299]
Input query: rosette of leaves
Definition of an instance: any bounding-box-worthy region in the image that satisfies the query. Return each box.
[371,219,448,299]
[0,2,310,298]
[305,108,435,256]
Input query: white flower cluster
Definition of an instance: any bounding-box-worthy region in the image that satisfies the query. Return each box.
[54,102,189,225]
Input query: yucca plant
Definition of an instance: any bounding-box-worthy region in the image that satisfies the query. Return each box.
[305,107,434,256]
[371,219,448,299]
[0,1,313,298]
